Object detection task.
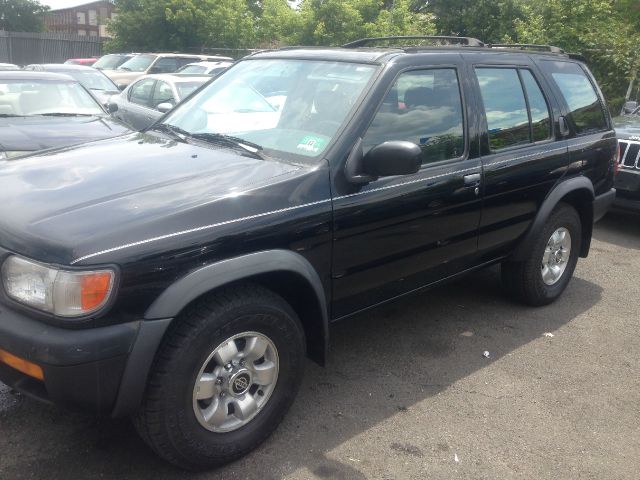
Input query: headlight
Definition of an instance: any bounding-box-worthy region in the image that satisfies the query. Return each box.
[0,151,28,159]
[1,256,115,317]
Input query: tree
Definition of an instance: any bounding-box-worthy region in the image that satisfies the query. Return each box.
[512,0,640,109]
[106,0,255,52]
[427,0,524,43]
[0,0,48,32]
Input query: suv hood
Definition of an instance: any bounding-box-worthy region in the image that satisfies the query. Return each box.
[0,132,305,265]
[0,115,130,153]
[104,71,141,86]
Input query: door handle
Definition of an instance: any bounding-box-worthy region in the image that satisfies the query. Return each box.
[463,173,481,185]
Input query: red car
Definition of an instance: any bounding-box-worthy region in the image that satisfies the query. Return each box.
[64,57,98,66]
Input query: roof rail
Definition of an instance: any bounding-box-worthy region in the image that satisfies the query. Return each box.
[489,43,565,54]
[343,36,485,48]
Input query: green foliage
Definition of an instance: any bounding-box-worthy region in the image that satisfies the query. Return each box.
[511,0,640,110]
[0,0,48,32]
[428,0,524,43]
[106,0,255,52]
[106,0,640,103]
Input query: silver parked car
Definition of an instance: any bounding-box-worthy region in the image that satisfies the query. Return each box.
[108,74,209,130]
[23,64,119,107]
[105,53,232,89]
[175,61,233,76]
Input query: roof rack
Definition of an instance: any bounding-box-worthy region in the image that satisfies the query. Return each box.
[489,44,565,54]
[342,36,485,48]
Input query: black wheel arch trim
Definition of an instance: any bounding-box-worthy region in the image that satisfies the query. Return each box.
[510,176,595,262]
[112,250,329,417]
[145,250,329,359]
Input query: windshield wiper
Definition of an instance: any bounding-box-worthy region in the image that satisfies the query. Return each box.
[189,133,267,159]
[148,123,190,142]
[0,114,25,118]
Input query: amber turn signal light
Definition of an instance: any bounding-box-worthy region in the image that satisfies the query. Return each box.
[0,348,44,381]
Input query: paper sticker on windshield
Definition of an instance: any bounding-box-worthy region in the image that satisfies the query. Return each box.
[296,136,327,154]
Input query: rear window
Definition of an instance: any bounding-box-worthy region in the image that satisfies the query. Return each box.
[540,61,607,135]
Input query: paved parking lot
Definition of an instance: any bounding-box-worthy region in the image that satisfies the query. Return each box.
[1,210,639,480]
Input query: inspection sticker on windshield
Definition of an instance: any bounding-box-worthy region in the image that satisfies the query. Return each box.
[296,136,327,154]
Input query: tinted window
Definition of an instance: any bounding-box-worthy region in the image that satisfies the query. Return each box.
[476,68,530,150]
[520,70,551,142]
[118,54,155,72]
[153,57,178,73]
[543,61,607,134]
[129,78,155,106]
[363,69,465,164]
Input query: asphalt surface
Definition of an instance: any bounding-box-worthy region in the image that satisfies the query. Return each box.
[1,210,639,479]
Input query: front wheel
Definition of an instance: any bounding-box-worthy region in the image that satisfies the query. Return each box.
[502,203,582,306]
[134,284,306,470]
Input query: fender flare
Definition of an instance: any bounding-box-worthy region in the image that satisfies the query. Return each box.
[144,249,328,324]
[112,250,329,418]
[510,176,594,262]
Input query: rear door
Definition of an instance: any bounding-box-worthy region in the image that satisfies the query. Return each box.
[535,60,616,196]
[473,61,568,259]
[331,63,483,317]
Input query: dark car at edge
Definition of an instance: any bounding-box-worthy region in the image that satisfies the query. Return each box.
[0,71,131,158]
[0,37,616,470]
[612,103,640,211]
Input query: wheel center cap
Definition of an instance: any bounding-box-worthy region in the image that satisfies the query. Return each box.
[229,370,251,396]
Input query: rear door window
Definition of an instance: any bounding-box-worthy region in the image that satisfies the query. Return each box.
[540,61,607,134]
[476,67,552,150]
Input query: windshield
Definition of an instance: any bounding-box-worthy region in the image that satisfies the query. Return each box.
[117,54,156,72]
[176,81,207,99]
[57,69,117,91]
[177,65,207,74]
[93,54,129,70]
[0,79,104,116]
[164,59,377,160]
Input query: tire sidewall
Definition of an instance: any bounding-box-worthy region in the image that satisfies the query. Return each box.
[161,299,305,463]
[532,205,581,302]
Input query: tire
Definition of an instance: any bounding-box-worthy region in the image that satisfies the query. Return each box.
[134,284,306,470]
[502,203,582,306]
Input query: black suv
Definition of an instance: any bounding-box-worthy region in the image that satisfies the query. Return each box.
[613,102,640,210]
[0,37,616,469]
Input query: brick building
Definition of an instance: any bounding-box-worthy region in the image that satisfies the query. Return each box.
[44,1,116,38]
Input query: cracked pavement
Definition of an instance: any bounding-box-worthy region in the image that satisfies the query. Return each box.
[1,210,639,479]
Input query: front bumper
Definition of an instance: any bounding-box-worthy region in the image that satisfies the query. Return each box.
[613,168,640,211]
[0,303,170,416]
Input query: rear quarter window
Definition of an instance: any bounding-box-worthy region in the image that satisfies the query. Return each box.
[540,61,608,135]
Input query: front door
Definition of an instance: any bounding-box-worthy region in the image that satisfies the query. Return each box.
[331,66,483,318]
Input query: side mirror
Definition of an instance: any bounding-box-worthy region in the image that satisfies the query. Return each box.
[107,102,118,113]
[117,83,127,91]
[156,102,174,113]
[346,139,422,184]
[622,101,638,114]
